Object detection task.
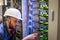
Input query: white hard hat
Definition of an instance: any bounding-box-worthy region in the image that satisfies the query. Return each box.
[4,8,22,20]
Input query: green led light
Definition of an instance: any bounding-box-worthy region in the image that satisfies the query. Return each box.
[45,14,48,17]
[40,14,44,17]
[44,22,48,25]
[44,37,48,40]
[44,5,48,10]
[44,30,48,33]
[44,14,48,18]
[39,35,44,38]
[46,5,48,9]
[40,28,44,31]
[40,5,44,10]
[40,21,44,24]
[41,0,44,2]
[45,38,48,39]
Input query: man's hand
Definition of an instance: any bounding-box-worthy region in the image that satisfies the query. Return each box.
[22,33,38,40]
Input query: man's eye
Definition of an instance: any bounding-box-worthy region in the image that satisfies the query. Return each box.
[15,20,17,22]
[18,20,22,23]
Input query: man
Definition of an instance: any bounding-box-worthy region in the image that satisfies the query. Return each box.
[0,8,38,40]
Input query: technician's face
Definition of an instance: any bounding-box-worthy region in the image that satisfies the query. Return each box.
[9,17,20,29]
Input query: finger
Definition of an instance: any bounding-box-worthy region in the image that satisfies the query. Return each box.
[30,33,38,39]
[22,33,38,40]
[31,33,38,37]
[33,33,38,36]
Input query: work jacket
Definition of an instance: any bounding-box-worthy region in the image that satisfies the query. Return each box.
[0,22,16,40]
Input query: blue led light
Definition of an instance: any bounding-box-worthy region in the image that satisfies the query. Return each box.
[30,10,33,15]
[30,0,37,2]
[28,22,33,26]
[31,4,33,8]
[29,16,32,20]
[30,4,37,9]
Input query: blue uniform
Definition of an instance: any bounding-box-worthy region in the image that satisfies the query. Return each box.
[0,22,16,40]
